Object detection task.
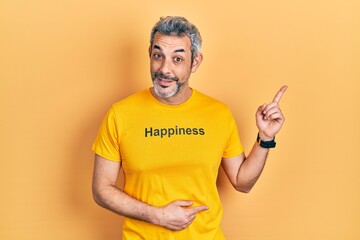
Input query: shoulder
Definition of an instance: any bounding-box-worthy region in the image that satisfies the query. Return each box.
[111,89,149,110]
[101,89,151,121]
[193,89,231,112]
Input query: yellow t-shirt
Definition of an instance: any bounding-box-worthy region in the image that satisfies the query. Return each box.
[92,88,243,240]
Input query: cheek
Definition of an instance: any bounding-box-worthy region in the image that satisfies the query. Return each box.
[150,61,163,73]
[180,65,192,77]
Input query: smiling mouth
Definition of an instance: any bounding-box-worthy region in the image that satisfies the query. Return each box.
[153,72,179,88]
[157,78,174,88]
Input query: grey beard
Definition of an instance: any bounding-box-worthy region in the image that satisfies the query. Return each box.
[152,77,186,99]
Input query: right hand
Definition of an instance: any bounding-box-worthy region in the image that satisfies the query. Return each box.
[156,200,209,231]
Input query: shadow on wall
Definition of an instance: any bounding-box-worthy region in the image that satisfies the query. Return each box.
[66,37,146,239]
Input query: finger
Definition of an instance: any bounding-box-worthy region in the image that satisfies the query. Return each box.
[256,104,267,117]
[182,214,196,229]
[267,112,284,122]
[264,107,281,120]
[189,205,209,214]
[262,102,278,115]
[186,214,196,224]
[184,218,195,228]
[181,223,189,230]
[273,85,288,103]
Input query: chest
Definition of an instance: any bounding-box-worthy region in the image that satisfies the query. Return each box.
[118,109,231,174]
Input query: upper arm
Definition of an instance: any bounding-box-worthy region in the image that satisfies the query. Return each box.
[221,152,246,188]
[92,154,121,190]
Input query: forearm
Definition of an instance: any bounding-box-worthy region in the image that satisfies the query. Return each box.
[236,142,270,192]
[92,184,160,225]
[223,86,287,193]
[92,184,209,231]
[92,155,208,231]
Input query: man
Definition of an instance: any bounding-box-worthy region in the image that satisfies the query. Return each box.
[92,16,287,239]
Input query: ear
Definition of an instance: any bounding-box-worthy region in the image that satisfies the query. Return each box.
[191,53,203,73]
[148,46,152,57]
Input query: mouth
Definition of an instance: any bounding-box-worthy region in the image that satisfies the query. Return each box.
[153,73,178,88]
[157,77,174,88]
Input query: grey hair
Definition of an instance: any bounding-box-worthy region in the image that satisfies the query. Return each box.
[150,16,202,61]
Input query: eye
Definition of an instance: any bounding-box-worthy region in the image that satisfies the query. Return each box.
[153,53,163,59]
[174,57,183,62]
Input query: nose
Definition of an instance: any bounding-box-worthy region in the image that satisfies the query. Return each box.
[159,58,171,75]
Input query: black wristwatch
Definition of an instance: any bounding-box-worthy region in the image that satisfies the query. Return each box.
[257,133,276,148]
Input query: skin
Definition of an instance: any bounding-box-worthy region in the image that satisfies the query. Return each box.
[221,85,287,193]
[92,32,287,231]
[149,32,202,105]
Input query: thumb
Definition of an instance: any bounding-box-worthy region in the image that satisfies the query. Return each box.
[256,104,267,117]
[173,200,194,207]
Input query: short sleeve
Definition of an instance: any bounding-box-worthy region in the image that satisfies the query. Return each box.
[222,111,244,159]
[92,107,121,162]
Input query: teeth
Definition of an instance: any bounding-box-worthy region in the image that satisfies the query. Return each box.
[160,79,171,83]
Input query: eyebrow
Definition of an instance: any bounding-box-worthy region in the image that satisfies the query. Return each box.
[153,45,161,50]
[153,45,185,53]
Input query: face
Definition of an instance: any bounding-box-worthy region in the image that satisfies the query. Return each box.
[149,32,202,102]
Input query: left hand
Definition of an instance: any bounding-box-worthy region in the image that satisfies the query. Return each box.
[256,86,287,140]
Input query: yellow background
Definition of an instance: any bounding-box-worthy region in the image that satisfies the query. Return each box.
[1,0,359,239]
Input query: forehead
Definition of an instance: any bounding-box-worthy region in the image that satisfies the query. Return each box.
[152,32,191,52]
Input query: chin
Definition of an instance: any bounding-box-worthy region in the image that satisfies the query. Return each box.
[154,85,179,99]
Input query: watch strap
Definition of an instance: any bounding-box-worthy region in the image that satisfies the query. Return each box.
[257,133,276,148]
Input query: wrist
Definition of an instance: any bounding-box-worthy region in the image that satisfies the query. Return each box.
[257,133,276,148]
[258,131,274,141]
[150,206,163,226]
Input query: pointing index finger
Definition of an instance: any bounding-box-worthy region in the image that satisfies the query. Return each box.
[273,85,288,103]
[189,205,209,215]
